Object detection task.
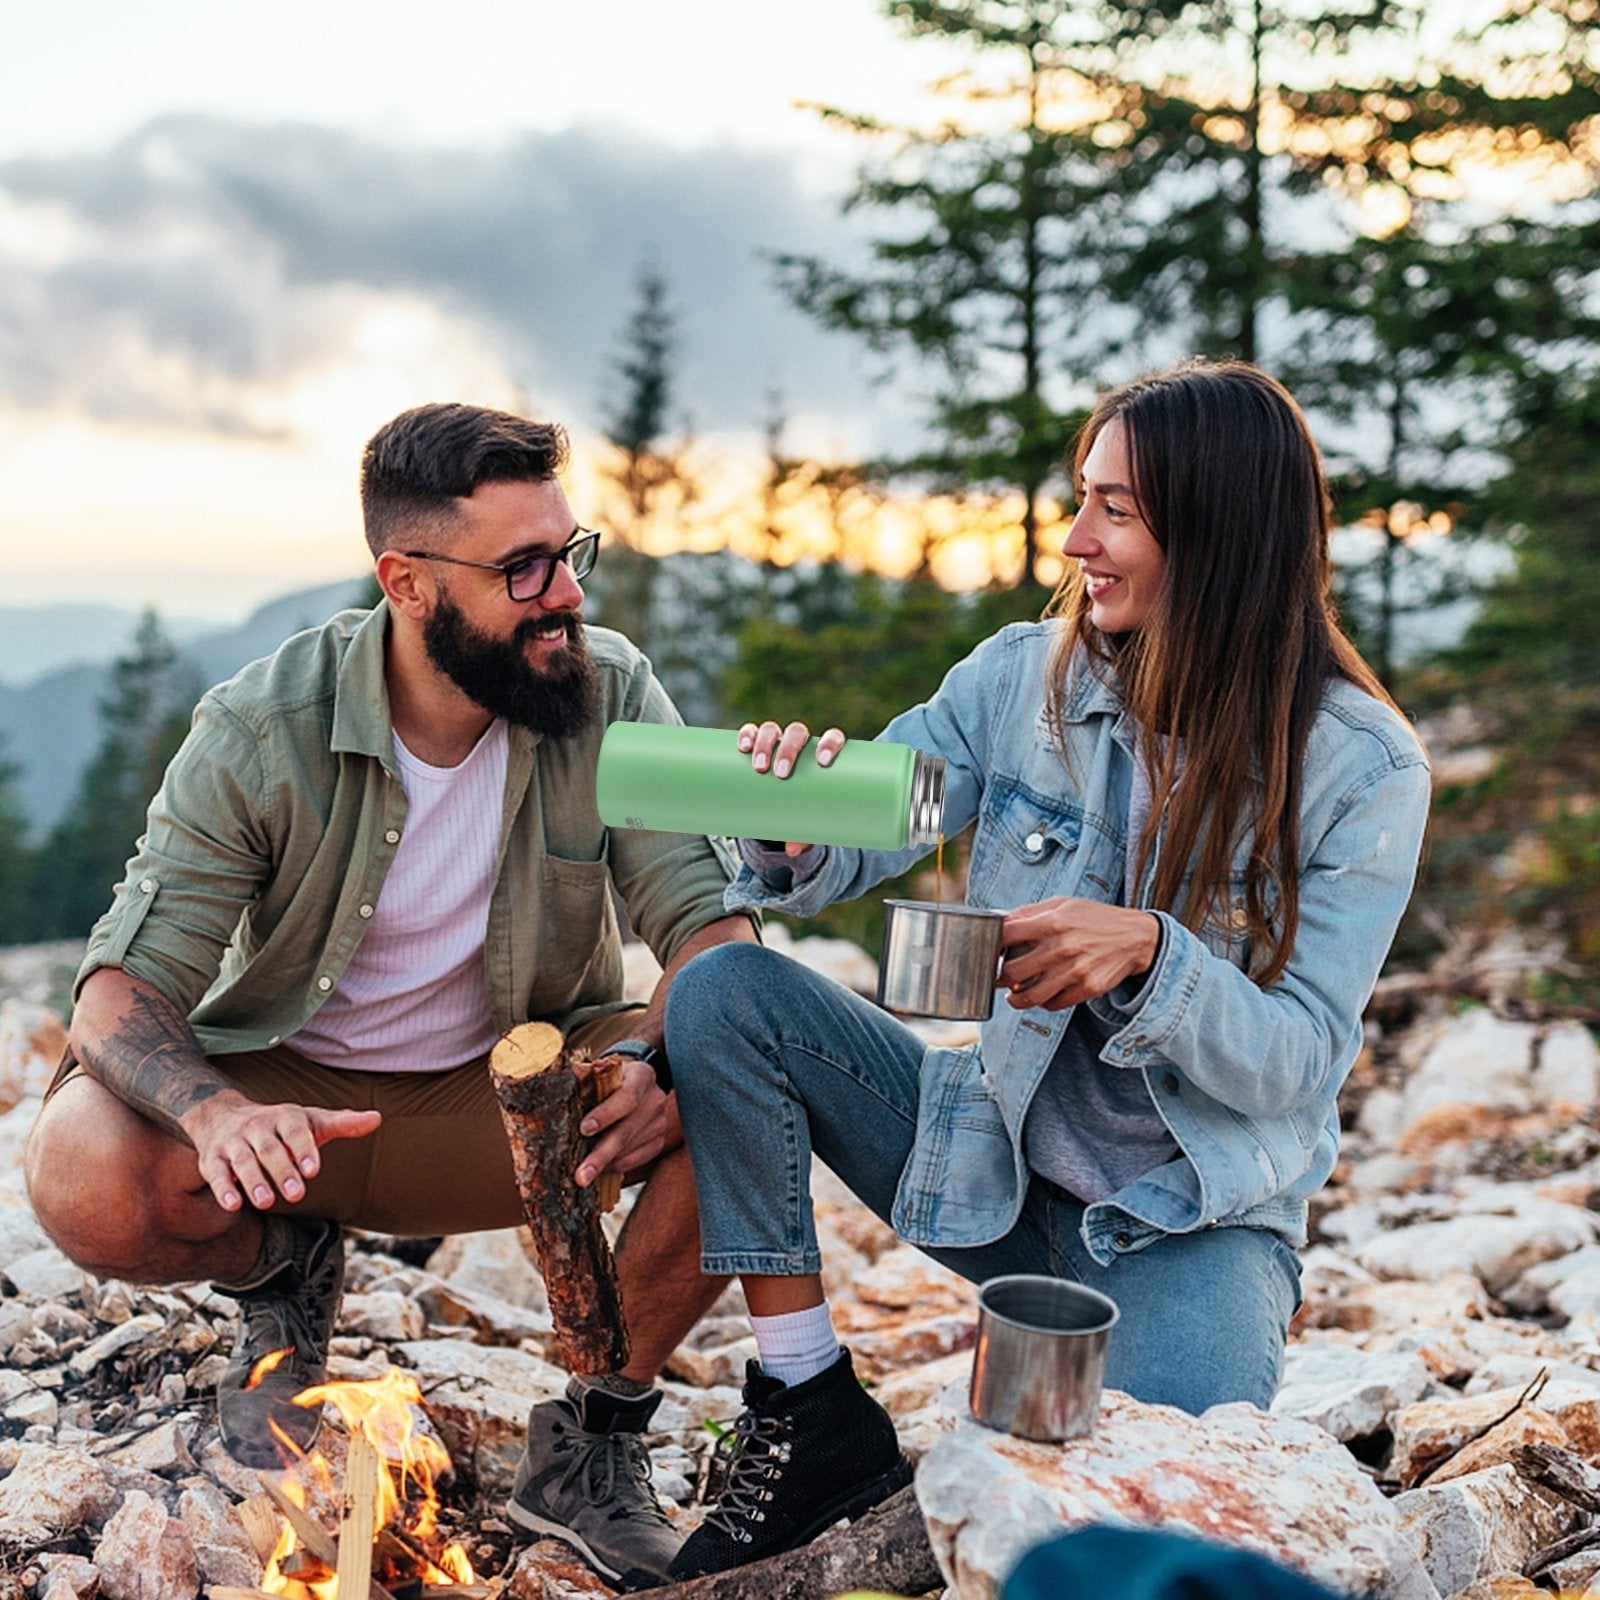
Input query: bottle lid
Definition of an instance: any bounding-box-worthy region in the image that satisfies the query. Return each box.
[909,752,947,848]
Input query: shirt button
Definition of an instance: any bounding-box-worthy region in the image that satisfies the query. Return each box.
[1162,1071,1181,1095]
[1024,831,1045,853]
[317,976,333,992]
[385,829,400,844]
[267,1035,281,1046]
[139,879,154,893]
[359,904,374,918]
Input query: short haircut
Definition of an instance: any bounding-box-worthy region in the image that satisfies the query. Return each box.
[360,403,570,555]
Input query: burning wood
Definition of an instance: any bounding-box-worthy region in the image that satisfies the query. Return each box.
[230,1367,483,1599]
[488,1021,631,1374]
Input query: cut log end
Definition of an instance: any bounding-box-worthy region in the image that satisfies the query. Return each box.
[489,1021,567,1081]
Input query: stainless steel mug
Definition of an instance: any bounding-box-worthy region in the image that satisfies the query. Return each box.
[877,899,1005,1021]
[969,1275,1120,1441]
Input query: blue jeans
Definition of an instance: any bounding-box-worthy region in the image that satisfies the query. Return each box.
[666,943,1302,1414]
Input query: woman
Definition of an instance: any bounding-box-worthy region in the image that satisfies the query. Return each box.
[660,360,1430,1581]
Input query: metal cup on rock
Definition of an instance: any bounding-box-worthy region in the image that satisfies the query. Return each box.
[877,899,1005,1021]
[969,1274,1120,1441]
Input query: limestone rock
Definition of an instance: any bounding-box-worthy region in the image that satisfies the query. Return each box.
[103,1418,198,1477]
[338,1289,426,1342]
[1356,1204,1595,1295]
[93,1490,199,1600]
[1531,1021,1600,1108]
[507,1536,617,1599]
[0,997,67,1110]
[394,1338,566,1493]
[918,1389,1438,1600]
[1272,1342,1433,1440]
[1395,1463,1579,1599]
[414,1278,552,1346]
[4,1245,91,1302]
[0,1443,116,1545]
[1502,1244,1600,1319]
[1390,1380,1600,1488]
[175,1480,261,1590]
[67,1313,166,1378]
[425,1227,550,1311]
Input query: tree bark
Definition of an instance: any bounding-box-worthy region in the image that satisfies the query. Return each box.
[630,1486,940,1600]
[489,1022,630,1374]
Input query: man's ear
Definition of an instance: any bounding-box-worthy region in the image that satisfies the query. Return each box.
[376,549,431,619]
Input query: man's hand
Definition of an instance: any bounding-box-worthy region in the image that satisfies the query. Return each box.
[998,898,1161,1011]
[573,1056,680,1188]
[183,1090,381,1212]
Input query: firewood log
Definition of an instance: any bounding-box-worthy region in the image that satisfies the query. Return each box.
[489,1022,630,1374]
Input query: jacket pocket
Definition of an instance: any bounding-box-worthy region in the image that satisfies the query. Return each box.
[969,776,1085,904]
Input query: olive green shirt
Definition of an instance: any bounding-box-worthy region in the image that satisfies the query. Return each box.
[77,603,742,1059]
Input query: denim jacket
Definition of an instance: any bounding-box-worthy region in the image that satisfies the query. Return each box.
[726,621,1430,1267]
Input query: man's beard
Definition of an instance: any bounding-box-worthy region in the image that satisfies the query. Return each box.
[423,592,601,738]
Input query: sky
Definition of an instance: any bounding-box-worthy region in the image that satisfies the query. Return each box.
[0,1,974,621]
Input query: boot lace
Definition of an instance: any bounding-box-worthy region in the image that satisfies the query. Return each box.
[703,1410,791,1539]
[558,1429,673,1527]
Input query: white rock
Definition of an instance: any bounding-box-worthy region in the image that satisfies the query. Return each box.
[104,1417,198,1476]
[395,1338,567,1493]
[1356,1207,1595,1295]
[425,1228,550,1311]
[0,1443,116,1545]
[0,997,67,1107]
[918,1391,1438,1600]
[176,1480,263,1589]
[1395,1463,1579,1599]
[1357,1087,1411,1147]
[1401,1009,1539,1126]
[1502,1244,1600,1317]
[339,1289,426,1342]
[1531,1022,1600,1108]
[67,1312,166,1377]
[1272,1343,1434,1439]
[4,1244,91,1301]
[93,1489,200,1600]
[4,1390,58,1429]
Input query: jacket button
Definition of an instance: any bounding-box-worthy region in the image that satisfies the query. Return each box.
[1230,906,1249,929]
[1112,1231,1132,1250]
[1162,1071,1180,1095]
[139,878,155,894]
[1024,831,1044,853]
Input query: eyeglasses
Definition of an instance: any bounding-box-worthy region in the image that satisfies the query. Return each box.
[404,528,601,601]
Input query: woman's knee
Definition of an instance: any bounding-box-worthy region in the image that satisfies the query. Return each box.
[666,941,791,1059]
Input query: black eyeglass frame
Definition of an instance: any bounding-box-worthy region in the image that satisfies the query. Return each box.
[403,528,601,601]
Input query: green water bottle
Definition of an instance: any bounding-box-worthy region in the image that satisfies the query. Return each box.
[595,723,946,851]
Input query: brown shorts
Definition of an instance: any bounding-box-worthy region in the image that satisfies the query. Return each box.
[44,1008,648,1237]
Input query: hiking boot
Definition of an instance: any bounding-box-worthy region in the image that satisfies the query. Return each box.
[669,1348,912,1580]
[507,1380,683,1589]
[214,1216,345,1469]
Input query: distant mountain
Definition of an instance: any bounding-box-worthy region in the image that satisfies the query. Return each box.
[0,605,213,687]
[0,579,370,838]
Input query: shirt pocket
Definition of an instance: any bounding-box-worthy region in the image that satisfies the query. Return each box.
[538,847,619,993]
[969,775,1086,906]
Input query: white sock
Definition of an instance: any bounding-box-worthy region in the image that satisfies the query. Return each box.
[750,1302,842,1388]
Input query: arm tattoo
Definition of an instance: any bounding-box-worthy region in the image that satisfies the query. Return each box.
[79,985,230,1145]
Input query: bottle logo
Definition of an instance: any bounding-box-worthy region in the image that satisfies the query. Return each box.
[625,815,645,828]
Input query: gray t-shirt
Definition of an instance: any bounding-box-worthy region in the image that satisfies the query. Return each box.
[1021,737,1178,1201]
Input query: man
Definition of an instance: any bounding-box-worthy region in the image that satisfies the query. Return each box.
[24,403,755,1590]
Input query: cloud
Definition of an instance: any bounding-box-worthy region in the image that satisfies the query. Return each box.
[0,115,879,441]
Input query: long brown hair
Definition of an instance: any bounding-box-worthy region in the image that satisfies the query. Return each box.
[1045,360,1395,988]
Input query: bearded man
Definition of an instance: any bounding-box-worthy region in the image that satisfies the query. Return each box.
[24,403,756,1590]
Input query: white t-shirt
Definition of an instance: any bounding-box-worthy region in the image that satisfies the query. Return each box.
[289,720,508,1072]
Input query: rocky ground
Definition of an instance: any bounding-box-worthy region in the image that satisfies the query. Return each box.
[1,927,1599,1600]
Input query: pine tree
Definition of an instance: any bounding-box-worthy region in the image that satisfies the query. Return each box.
[0,742,35,947]
[33,610,200,939]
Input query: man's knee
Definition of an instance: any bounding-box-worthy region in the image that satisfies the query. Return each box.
[24,1081,182,1271]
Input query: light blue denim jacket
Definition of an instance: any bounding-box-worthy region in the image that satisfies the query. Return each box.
[725,621,1430,1267]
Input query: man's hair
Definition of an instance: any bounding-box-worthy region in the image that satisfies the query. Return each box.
[360,403,570,556]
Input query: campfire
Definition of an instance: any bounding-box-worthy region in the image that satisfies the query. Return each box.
[215,1357,492,1600]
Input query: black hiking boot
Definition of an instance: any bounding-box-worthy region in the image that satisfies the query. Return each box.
[669,1349,912,1580]
[213,1216,345,1469]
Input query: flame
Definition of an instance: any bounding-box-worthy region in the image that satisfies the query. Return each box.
[259,1368,477,1596]
[245,1346,294,1391]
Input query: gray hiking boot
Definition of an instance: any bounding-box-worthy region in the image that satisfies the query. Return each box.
[213,1216,345,1469]
[507,1380,682,1589]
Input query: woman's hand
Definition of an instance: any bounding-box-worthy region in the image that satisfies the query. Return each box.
[736,720,847,857]
[998,898,1161,1010]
